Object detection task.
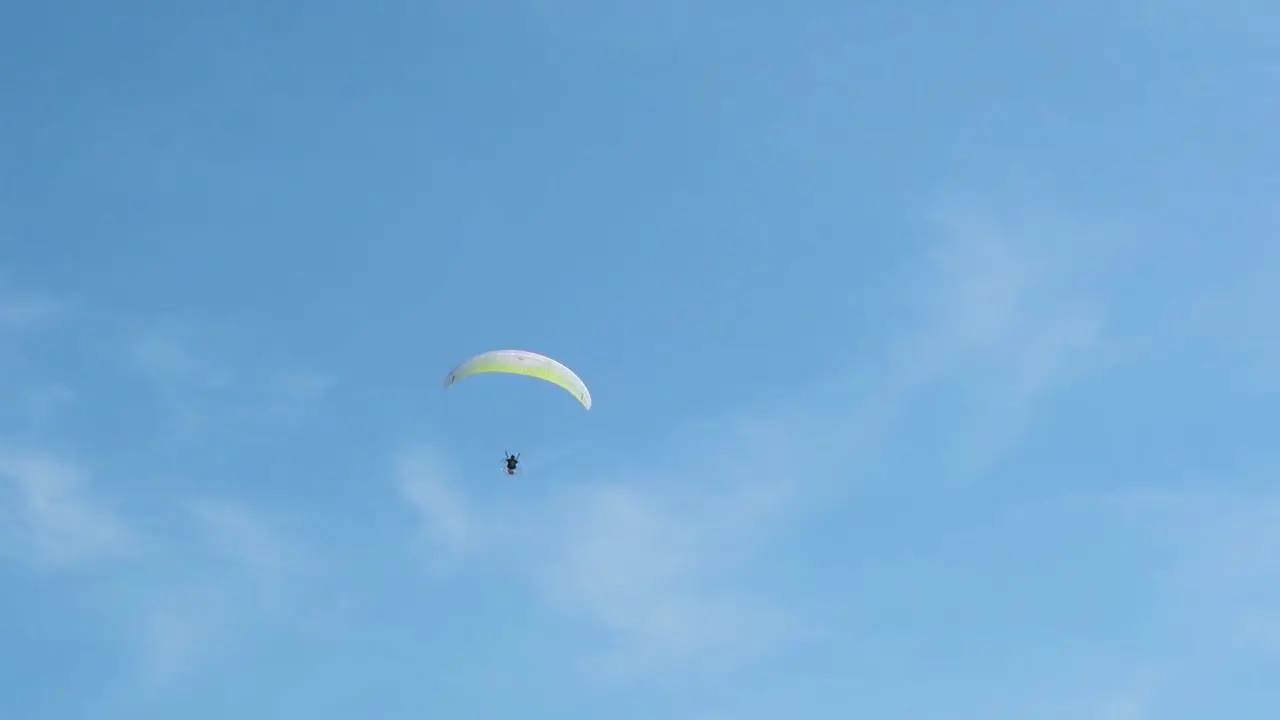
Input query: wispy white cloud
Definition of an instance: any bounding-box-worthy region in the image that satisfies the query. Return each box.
[121,322,237,427]
[187,497,295,599]
[1002,676,1159,720]
[136,600,218,689]
[0,421,304,694]
[1017,481,1280,716]
[262,370,336,422]
[0,449,132,568]
[0,450,304,689]
[0,295,67,333]
[119,319,334,432]
[128,497,302,687]
[0,289,327,693]
[523,471,808,676]
[398,198,1114,676]
[1095,688,1156,720]
[1097,484,1280,656]
[396,448,485,567]
[398,421,819,676]
[0,289,78,429]
[841,200,1110,483]
[125,327,228,388]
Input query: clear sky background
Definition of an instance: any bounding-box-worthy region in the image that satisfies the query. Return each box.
[1,1,1277,718]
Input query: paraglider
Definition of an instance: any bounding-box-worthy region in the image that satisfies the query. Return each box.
[443,349,591,475]
[443,349,592,410]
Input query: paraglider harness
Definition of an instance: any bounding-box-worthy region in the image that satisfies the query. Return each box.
[504,452,520,475]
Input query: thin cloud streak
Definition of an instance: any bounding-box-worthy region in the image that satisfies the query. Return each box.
[118,319,335,434]
[127,497,302,688]
[397,449,485,567]
[1094,484,1280,657]
[0,449,132,568]
[0,295,67,333]
[0,449,302,691]
[398,199,1114,676]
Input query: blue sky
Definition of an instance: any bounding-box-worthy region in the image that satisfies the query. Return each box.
[1,1,1277,718]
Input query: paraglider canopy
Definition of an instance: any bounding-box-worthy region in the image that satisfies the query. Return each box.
[443,349,592,410]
